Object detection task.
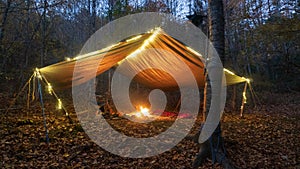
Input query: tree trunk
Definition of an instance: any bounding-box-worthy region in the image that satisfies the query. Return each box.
[193,0,236,168]
[41,0,47,67]
[108,0,114,21]
[209,0,225,63]
[0,0,12,72]
[25,0,31,68]
[0,0,11,46]
[92,0,96,33]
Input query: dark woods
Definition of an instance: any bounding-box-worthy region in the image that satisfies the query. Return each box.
[0,0,299,92]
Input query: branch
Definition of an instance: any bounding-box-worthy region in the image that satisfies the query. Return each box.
[0,1,66,14]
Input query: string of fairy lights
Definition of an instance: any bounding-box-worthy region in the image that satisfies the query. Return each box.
[117,27,162,65]
[33,27,251,118]
[0,27,254,145]
[34,68,68,116]
[223,68,251,116]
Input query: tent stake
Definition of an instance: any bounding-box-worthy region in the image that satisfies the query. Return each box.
[240,82,248,117]
[37,77,50,144]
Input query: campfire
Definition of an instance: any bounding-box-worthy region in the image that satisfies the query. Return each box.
[119,104,193,122]
[122,105,157,122]
[134,106,151,118]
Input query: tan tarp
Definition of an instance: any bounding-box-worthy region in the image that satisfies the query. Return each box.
[39,29,247,90]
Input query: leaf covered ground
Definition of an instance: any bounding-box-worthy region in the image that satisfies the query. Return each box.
[0,92,299,168]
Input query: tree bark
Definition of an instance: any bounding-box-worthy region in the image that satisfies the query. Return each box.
[0,0,11,45]
[92,0,96,33]
[25,0,31,67]
[208,0,225,63]
[193,0,236,168]
[41,0,47,67]
[0,0,12,72]
[108,0,114,21]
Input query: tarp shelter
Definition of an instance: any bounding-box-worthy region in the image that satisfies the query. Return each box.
[38,28,249,91]
[6,27,252,145]
[25,27,251,123]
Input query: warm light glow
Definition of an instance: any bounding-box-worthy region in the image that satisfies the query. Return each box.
[117,60,123,65]
[187,46,201,57]
[224,68,236,75]
[35,68,42,79]
[57,99,62,110]
[242,91,247,103]
[117,28,162,65]
[129,106,151,118]
[126,27,161,60]
[242,77,251,83]
[47,83,52,95]
[140,106,150,117]
[65,57,71,61]
[135,112,142,118]
[126,35,142,42]
[73,42,121,60]
[224,69,251,83]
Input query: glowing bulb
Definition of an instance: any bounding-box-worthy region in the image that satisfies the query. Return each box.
[117,60,124,65]
[35,68,42,79]
[126,28,160,59]
[242,91,247,103]
[241,77,251,83]
[246,78,251,84]
[47,83,52,95]
[57,99,62,110]
[65,57,71,61]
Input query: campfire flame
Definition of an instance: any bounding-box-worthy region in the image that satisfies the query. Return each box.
[135,106,151,118]
[123,106,154,122]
